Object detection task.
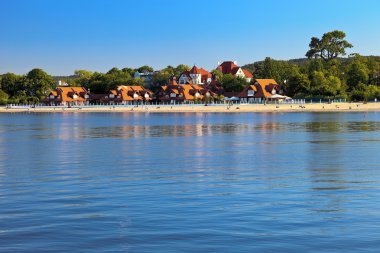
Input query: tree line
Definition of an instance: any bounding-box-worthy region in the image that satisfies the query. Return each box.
[1,30,380,105]
[243,31,380,101]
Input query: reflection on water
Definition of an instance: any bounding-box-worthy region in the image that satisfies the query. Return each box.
[1,112,380,252]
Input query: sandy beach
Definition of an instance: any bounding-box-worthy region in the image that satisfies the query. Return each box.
[1,102,379,113]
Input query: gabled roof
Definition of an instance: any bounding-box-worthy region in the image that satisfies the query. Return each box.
[189,65,200,74]
[242,69,253,78]
[218,61,254,79]
[218,61,239,74]
[254,79,278,98]
[116,85,153,101]
[54,87,88,102]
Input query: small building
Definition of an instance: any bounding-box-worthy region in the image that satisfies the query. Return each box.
[107,85,153,105]
[239,79,282,103]
[133,71,157,86]
[178,65,212,85]
[217,61,253,82]
[44,87,90,106]
[156,77,215,104]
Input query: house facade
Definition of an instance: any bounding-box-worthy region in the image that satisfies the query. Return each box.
[239,79,282,103]
[178,65,212,85]
[156,77,215,104]
[217,61,253,82]
[44,87,90,106]
[107,85,153,104]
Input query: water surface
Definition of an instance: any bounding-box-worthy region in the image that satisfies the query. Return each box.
[1,112,380,252]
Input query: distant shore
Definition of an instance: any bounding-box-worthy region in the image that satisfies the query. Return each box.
[1,102,379,113]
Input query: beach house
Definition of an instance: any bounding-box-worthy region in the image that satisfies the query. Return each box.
[44,87,90,106]
[217,61,253,82]
[239,79,283,103]
[157,77,215,104]
[105,85,153,105]
[178,65,212,85]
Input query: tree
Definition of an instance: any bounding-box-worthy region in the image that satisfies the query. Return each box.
[211,69,223,81]
[0,89,8,105]
[25,68,55,99]
[310,71,341,98]
[137,65,154,73]
[346,59,369,91]
[306,30,353,62]
[285,73,310,97]
[220,74,247,92]
[174,64,190,77]
[0,73,21,97]
[74,70,93,87]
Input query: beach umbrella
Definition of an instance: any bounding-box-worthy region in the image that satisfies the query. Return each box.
[230,96,239,101]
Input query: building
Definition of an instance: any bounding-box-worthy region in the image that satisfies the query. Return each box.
[106,85,153,105]
[44,87,90,106]
[217,61,253,82]
[239,79,282,103]
[133,71,157,86]
[156,77,215,104]
[178,65,212,85]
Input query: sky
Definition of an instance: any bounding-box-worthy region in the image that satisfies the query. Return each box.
[1,0,380,76]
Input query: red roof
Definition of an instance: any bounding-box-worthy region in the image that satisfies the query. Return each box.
[242,69,253,78]
[189,65,200,74]
[218,61,239,75]
[218,61,253,79]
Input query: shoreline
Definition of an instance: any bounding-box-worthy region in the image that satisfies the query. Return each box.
[0,103,379,113]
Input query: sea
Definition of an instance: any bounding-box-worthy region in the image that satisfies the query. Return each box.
[0,112,380,252]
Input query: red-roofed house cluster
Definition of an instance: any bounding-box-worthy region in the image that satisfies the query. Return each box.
[217,61,253,82]
[44,61,285,106]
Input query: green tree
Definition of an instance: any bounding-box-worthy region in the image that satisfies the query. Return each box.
[25,69,55,99]
[346,60,369,91]
[285,73,310,97]
[174,64,190,77]
[211,69,223,81]
[350,82,370,101]
[137,65,154,73]
[0,73,22,97]
[127,77,146,87]
[220,74,247,92]
[310,71,341,98]
[306,30,353,62]
[0,89,8,105]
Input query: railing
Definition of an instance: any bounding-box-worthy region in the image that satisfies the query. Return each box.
[7,98,375,109]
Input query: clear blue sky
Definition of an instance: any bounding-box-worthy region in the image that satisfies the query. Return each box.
[1,0,380,75]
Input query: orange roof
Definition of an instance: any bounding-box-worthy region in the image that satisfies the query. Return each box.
[181,84,195,100]
[54,87,88,102]
[250,85,257,91]
[254,79,278,98]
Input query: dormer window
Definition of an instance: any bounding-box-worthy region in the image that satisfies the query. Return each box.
[248,90,254,97]
[49,95,55,99]
[271,89,276,95]
[109,94,115,98]
[73,94,78,99]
